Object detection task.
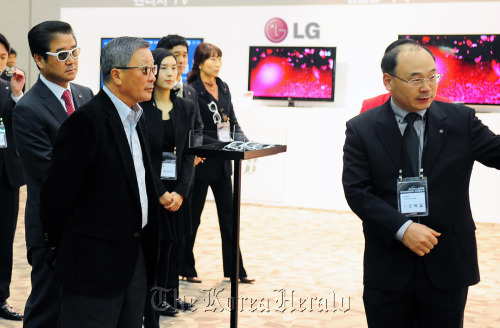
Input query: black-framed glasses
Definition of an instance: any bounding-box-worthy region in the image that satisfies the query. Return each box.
[45,47,81,62]
[115,64,158,76]
[390,73,443,87]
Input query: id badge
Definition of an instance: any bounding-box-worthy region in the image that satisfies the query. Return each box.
[0,124,7,148]
[217,122,231,142]
[161,152,177,180]
[397,176,429,217]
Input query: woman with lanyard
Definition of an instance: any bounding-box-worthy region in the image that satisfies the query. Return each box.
[184,42,254,284]
[141,48,195,327]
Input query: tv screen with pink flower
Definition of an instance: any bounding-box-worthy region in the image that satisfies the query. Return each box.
[248,46,336,102]
[400,34,500,105]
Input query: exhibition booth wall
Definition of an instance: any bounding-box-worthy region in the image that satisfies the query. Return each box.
[4,1,500,222]
[61,1,500,223]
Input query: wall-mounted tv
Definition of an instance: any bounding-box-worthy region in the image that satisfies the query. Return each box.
[399,34,500,106]
[99,37,203,87]
[248,46,336,104]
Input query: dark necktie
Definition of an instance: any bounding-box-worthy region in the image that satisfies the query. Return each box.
[62,89,75,115]
[403,112,420,177]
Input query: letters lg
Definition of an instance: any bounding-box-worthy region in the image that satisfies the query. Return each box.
[294,22,320,39]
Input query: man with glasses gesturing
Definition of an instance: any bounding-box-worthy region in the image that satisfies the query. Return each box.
[342,39,500,327]
[12,20,93,328]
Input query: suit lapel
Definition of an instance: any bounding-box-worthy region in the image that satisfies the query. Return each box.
[174,101,188,151]
[170,103,178,137]
[375,103,403,169]
[34,79,69,125]
[99,91,141,200]
[70,84,89,109]
[423,102,448,175]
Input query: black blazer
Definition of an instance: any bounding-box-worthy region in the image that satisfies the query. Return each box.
[189,77,246,182]
[0,78,24,188]
[39,89,160,298]
[13,77,94,247]
[141,97,195,239]
[183,83,204,134]
[342,100,500,291]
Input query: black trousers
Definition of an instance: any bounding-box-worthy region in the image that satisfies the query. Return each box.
[59,247,147,328]
[23,246,61,328]
[143,240,173,328]
[180,185,198,278]
[363,258,468,328]
[185,177,247,278]
[0,170,19,303]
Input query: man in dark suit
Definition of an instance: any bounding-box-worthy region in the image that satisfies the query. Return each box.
[12,21,93,328]
[156,34,204,285]
[40,36,160,328]
[342,39,500,327]
[0,33,25,322]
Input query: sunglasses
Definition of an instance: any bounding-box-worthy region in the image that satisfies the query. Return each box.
[45,47,81,62]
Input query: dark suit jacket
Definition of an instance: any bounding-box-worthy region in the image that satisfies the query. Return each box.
[12,77,93,247]
[39,89,160,298]
[342,100,500,292]
[141,97,195,239]
[183,83,203,134]
[0,78,24,188]
[189,77,246,183]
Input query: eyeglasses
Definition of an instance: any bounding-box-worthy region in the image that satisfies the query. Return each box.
[115,64,158,76]
[391,73,443,87]
[45,47,81,62]
[207,101,222,124]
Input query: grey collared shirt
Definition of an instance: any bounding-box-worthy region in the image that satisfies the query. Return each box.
[103,86,148,228]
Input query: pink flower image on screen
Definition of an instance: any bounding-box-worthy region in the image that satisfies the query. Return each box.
[405,35,500,105]
[249,47,335,100]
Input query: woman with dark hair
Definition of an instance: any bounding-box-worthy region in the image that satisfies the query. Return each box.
[183,43,254,283]
[141,48,195,327]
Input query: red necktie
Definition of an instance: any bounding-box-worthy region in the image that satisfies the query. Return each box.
[62,89,75,115]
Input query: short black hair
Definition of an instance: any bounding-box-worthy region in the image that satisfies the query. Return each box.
[381,39,435,75]
[28,20,76,61]
[0,33,10,53]
[9,48,17,56]
[157,34,188,51]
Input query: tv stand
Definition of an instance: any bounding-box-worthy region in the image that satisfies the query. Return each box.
[288,100,295,107]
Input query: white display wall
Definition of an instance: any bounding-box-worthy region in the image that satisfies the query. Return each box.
[62,1,500,222]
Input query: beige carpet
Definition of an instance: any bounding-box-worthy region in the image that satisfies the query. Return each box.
[2,186,500,327]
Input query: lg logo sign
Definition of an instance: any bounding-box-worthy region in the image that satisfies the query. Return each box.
[264,17,320,43]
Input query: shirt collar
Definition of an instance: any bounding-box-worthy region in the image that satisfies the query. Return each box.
[40,74,72,100]
[390,97,427,122]
[174,80,183,97]
[103,85,143,123]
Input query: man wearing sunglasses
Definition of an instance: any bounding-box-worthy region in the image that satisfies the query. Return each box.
[12,20,93,328]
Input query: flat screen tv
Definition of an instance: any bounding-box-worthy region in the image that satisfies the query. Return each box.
[99,37,203,87]
[399,34,500,106]
[248,46,336,104]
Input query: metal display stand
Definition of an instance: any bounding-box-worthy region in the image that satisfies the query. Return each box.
[189,142,287,328]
